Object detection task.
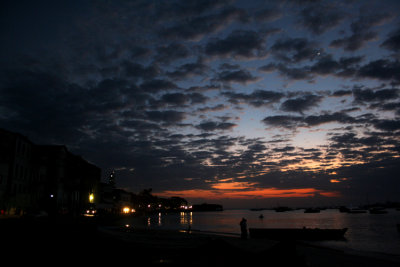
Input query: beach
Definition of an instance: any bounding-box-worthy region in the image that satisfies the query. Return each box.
[2,217,399,266]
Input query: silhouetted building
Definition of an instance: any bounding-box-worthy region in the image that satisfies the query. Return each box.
[36,145,100,216]
[0,128,100,216]
[0,129,37,215]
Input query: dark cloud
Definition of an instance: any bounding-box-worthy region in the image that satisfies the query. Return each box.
[123,62,159,80]
[380,25,400,52]
[205,30,268,59]
[262,111,362,129]
[259,63,314,81]
[130,46,152,59]
[0,71,88,143]
[160,0,232,18]
[304,112,357,126]
[280,94,323,113]
[195,121,237,131]
[150,92,208,109]
[270,37,320,63]
[310,55,363,77]
[330,12,392,51]
[139,79,178,93]
[331,90,352,97]
[357,59,400,83]
[215,69,259,84]
[373,119,400,132]
[155,43,190,64]
[262,115,303,129]
[197,104,227,113]
[298,3,346,35]
[159,93,189,106]
[159,6,247,41]
[222,90,284,107]
[330,32,377,52]
[371,102,400,116]
[247,142,267,153]
[260,55,365,81]
[167,59,208,80]
[254,8,282,22]
[145,110,186,124]
[353,87,399,103]
[273,146,296,153]
[120,119,162,132]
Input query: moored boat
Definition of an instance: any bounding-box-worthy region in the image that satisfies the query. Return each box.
[274,206,293,212]
[348,208,367,214]
[249,227,348,240]
[304,208,320,213]
[339,206,350,213]
[368,207,388,214]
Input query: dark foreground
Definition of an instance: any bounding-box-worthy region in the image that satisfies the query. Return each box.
[1,217,399,266]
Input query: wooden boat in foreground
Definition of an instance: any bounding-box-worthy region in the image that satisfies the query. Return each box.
[249,227,348,240]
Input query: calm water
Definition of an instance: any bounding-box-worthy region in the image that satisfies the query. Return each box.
[120,209,400,256]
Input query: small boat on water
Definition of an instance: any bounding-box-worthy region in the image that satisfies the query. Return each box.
[368,207,388,214]
[274,207,293,212]
[339,206,350,213]
[249,227,347,241]
[348,208,367,214]
[304,208,320,213]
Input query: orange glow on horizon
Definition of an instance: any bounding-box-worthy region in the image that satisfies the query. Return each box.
[157,187,340,200]
[211,181,257,190]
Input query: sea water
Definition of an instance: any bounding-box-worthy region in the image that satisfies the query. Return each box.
[121,209,400,256]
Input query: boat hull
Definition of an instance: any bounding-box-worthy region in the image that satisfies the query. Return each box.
[249,228,347,240]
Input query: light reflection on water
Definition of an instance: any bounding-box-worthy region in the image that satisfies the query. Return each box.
[121,209,400,256]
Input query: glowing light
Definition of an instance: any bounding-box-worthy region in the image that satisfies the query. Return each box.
[123,207,130,213]
[89,193,94,203]
[212,181,257,190]
[158,187,341,199]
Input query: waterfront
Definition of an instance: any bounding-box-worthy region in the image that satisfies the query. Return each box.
[120,209,400,256]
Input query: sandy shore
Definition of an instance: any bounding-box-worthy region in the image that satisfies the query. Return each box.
[1,217,400,266]
[98,225,400,267]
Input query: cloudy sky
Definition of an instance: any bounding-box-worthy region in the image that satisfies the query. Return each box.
[1,0,400,208]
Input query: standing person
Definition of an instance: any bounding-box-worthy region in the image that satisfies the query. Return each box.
[240,217,248,239]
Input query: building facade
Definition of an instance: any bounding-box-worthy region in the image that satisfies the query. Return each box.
[0,128,100,216]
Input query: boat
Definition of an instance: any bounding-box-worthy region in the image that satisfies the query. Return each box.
[348,208,367,214]
[368,207,388,214]
[304,208,320,213]
[249,227,348,240]
[339,206,350,213]
[274,207,293,212]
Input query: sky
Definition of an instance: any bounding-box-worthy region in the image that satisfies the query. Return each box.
[1,0,400,208]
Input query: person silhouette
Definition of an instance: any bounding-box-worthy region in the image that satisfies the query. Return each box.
[240,217,247,239]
